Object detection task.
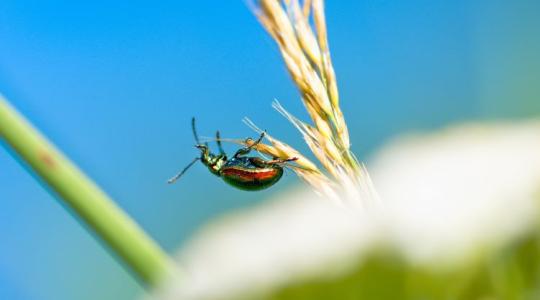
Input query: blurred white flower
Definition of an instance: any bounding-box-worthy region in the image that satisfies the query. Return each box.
[149,120,540,300]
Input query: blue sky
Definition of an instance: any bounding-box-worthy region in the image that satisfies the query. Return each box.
[1,1,539,299]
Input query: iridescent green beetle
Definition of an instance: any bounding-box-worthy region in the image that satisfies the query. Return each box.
[167,118,297,191]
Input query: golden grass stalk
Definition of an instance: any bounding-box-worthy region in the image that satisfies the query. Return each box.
[242,0,372,201]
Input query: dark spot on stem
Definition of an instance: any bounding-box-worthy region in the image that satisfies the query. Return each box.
[40,151,56,169]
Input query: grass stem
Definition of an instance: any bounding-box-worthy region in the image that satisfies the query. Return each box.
[0,95,173,286]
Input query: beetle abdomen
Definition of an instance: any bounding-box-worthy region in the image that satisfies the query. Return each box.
[220,166,283,191]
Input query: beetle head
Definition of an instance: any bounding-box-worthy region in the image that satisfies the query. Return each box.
[195,144,209,158]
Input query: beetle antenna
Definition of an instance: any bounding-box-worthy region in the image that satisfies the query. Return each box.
[191,117,201,145]
[191,117,208,147]
[167,158,199,184]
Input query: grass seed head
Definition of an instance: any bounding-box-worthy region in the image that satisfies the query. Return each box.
[240,0,375,203]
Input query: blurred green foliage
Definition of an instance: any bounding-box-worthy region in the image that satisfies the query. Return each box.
[236,195,540,300]
[256,234,540,300]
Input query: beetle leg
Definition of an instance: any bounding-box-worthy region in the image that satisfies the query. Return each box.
[216,130,226,156]
[249,157,268,168]
[233,131,266,158]
[265,157,298,165]
[233,147,251,158]
[249,131,266,149]
[250,157,298,166]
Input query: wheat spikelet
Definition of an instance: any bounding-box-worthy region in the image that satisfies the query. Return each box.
[240,0,373,201]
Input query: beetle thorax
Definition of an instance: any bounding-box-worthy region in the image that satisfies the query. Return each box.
[201,154,226,176]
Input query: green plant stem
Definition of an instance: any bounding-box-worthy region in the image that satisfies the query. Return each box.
[0,96,173,286]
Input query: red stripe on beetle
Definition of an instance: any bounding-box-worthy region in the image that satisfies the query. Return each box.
[222,168,278,181]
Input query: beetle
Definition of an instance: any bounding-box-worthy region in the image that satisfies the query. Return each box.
[167,118,297,191]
